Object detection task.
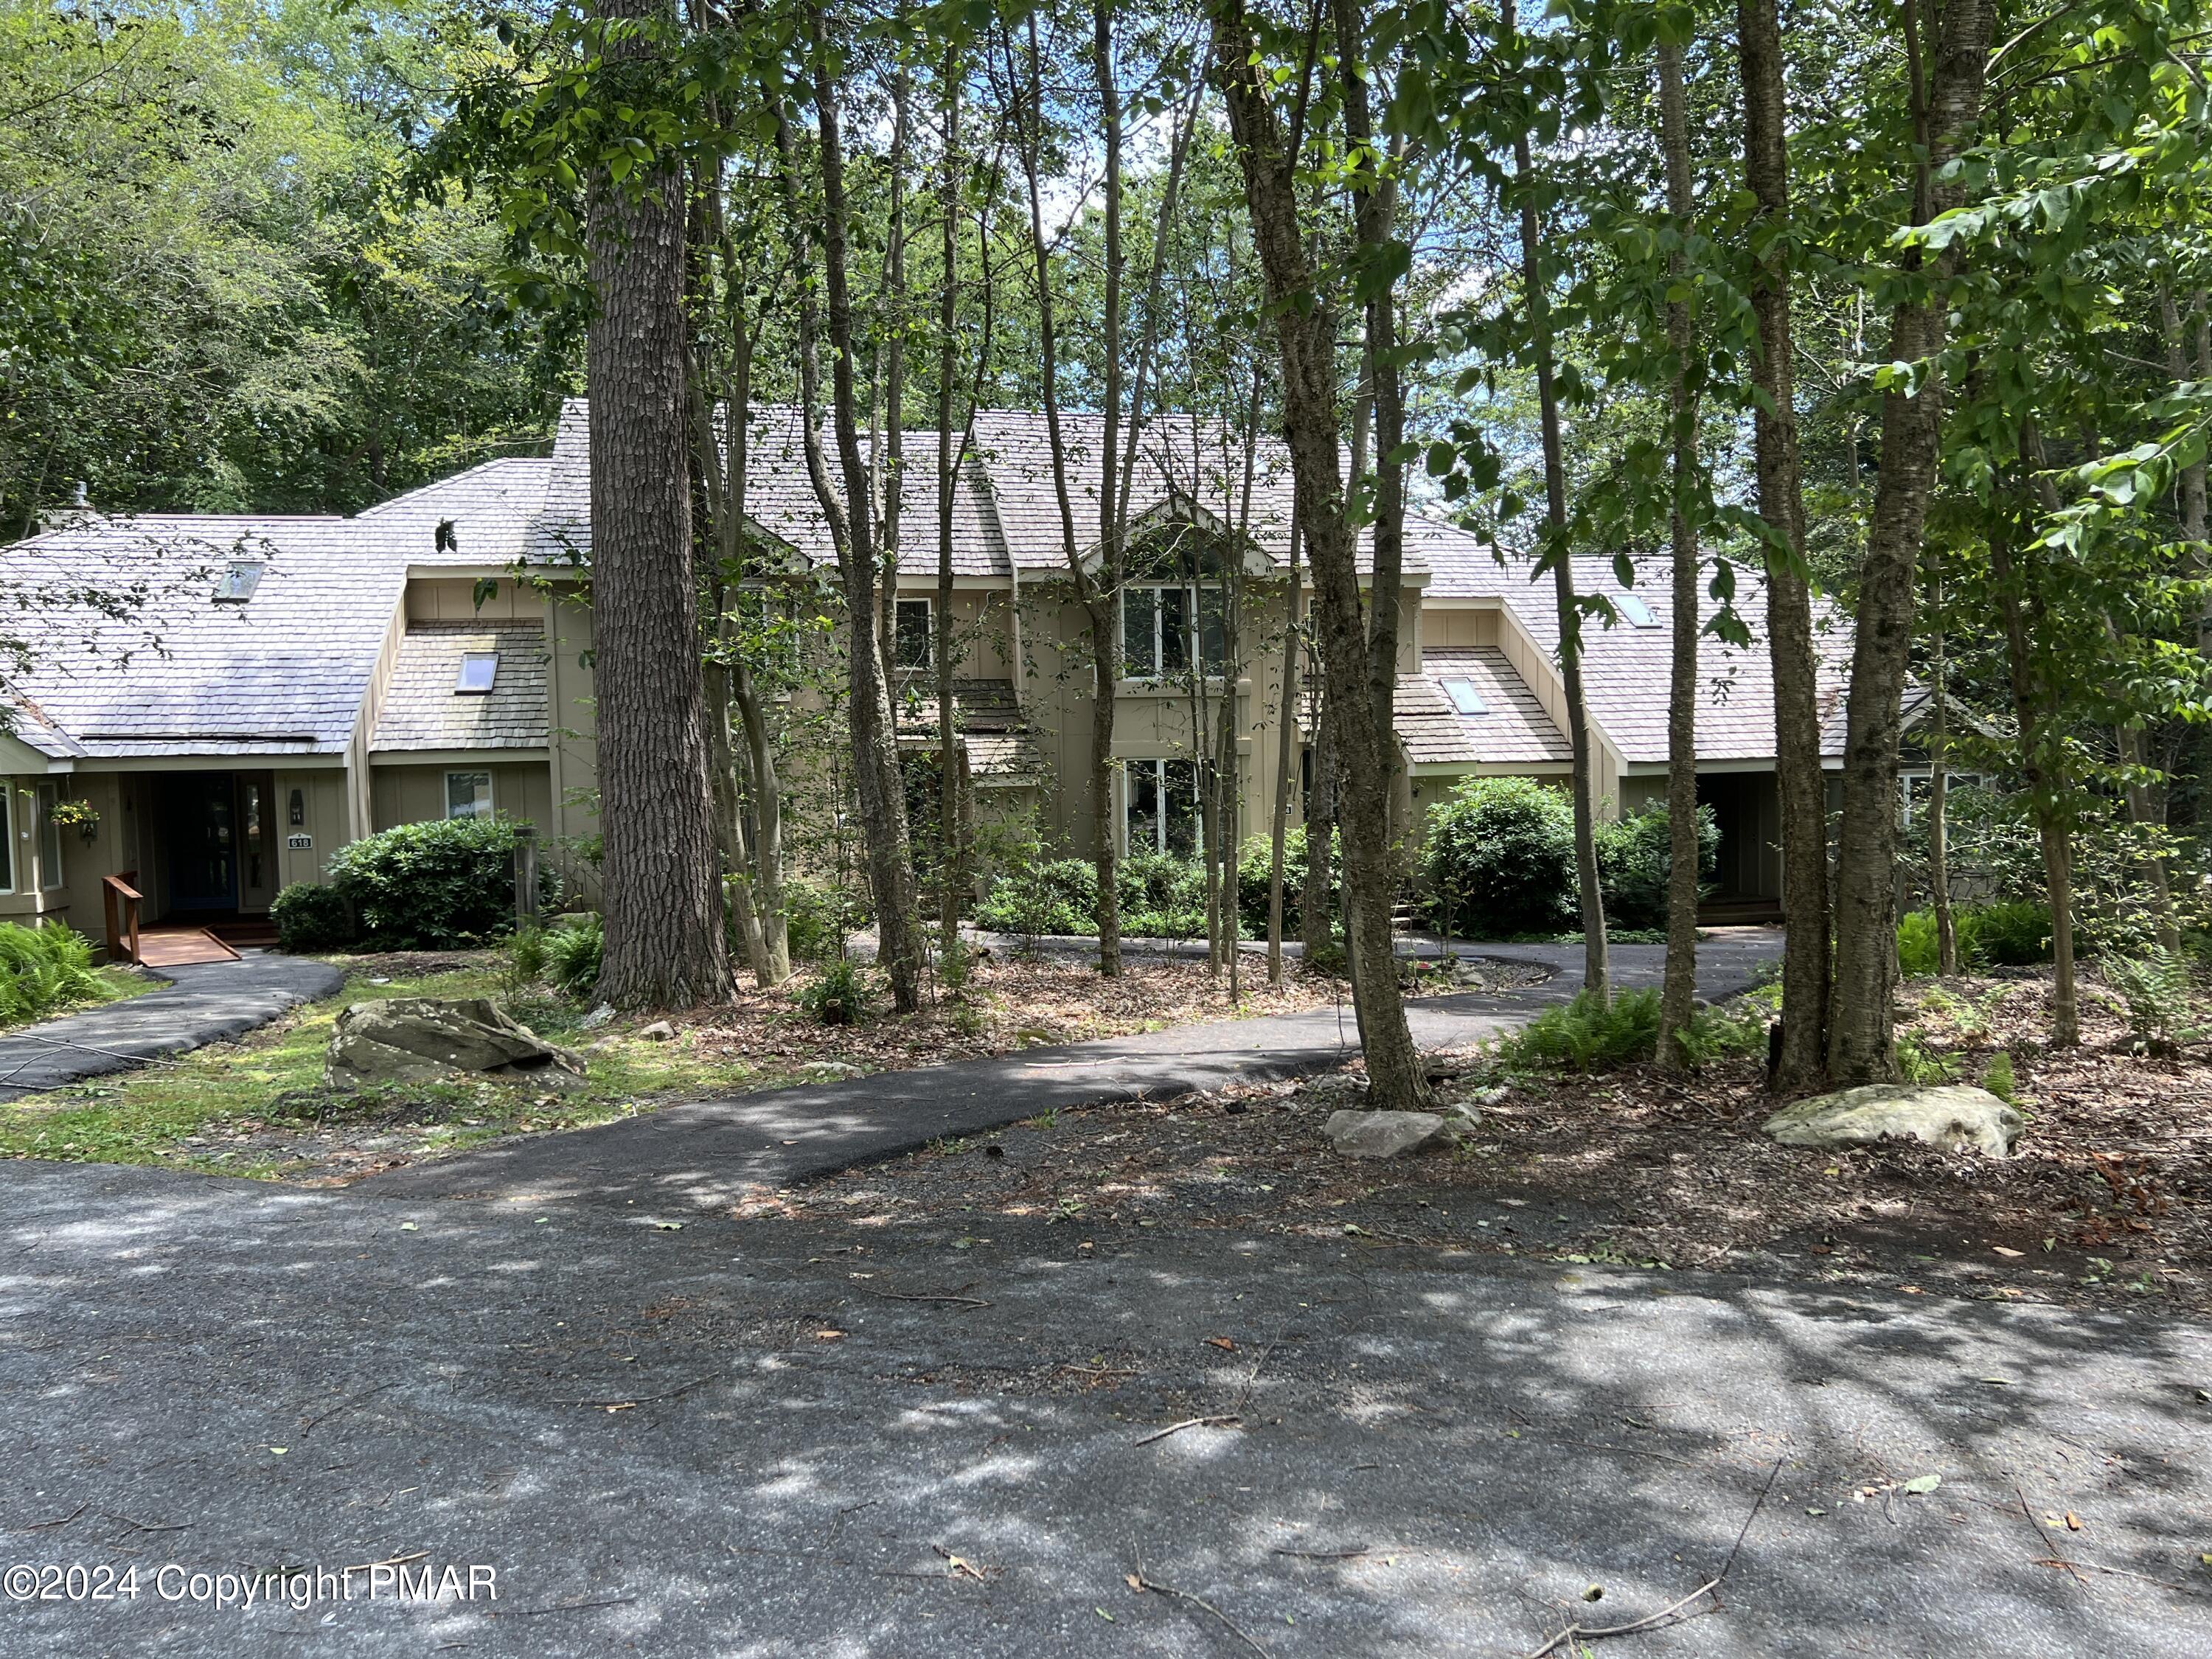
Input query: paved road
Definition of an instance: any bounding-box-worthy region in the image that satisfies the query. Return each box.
[0,954,344,1102]
[1,1156,2204,1658]
[359,934,1784,1211]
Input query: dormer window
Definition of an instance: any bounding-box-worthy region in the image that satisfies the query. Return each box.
[1615,594,1658,627]
[214,560,263,602]
[455,650,498,694]
[1439,676,1489,716]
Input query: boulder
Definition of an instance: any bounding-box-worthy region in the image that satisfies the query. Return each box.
[1762,1083,2023,1159]
[1325,1109,1451,1160]
[637,1020,677,1042]
[326,998,585,1091]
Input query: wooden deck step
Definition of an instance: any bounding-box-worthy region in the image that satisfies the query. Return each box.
[133,927,243,967]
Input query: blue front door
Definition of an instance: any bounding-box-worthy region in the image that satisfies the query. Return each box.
[164,775,238,912]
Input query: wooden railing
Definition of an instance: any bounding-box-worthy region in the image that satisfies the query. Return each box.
[102,872,142,967]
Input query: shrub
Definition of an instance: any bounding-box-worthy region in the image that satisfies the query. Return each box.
[1896,900,2055,976]
[1496,987,1662,1072]
[1121,852,1208,939]
[324,815,532,950]
[543,912,603,998]
[1896,1031,1961,1084]
[270,882,355,953]
[801,958,873,1025]
[2101,947,2205,1054]
[1674,984,1781,1066]
[0,922,100,1023]
[1422,776,1578,939]
[503,923,547,993]
[975,858,1098,937]
[1896,909,1943,978]
[1236,824,1341,937]
[782,876,866,963]
[1594,803,1721,931]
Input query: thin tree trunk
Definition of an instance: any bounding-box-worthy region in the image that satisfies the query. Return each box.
[585,0,728,1010]
[1655,33,1700,1071]
[1506,0,1608,1000]
[1209,0,1427,1109]
[1828,0,1994,1082]
[780,24,925,1012]
[879,66,911,723]
[1018,13,1123,975]
[1267,515,1301,984]
[1736,0,1830,1083]
[1302,691,1338,960]
[2171,285,2212,653]
[1987,496,2079,1046]
[935,51,967,974]
[1927,566,1957,975]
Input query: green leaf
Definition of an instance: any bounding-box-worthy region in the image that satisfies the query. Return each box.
[1900,1473,1941,1495]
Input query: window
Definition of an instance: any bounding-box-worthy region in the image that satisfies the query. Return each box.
[454,651,498,694]
[445,771,494,820]
[894,598,933,669]
[35,781,62,889]
[213,561,263,602]
[1125,758,1203,856]
[0,788,13,894]
[1899,771,1983,829]
[1121,583,1226,678]
[1614,593,1658,627]
[1439,677,1489,716]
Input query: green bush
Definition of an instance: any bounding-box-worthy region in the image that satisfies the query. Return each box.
[1496,987,1662,1072]
[975,853,1212,940]
[1237,824,1340,937]
[1674,984,1781,1066]
[0,922,100,1023]
[503,923,548,992]
[1422,776,1577,939]
[801,958,873,1025]
[782,876,866,963]
[1896,900,2055,976]
[270,882,355,952]
[324,815,532,950]
[543,912,603,998]
[1594,802,1720,931]
[1121,852,1208,939]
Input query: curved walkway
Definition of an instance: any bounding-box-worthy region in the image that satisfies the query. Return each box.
[359,931,1783,1212]
[0,953,344,1102]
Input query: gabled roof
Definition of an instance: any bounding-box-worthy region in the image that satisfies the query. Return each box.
[359,456,553,571]
[1409,519,1855,767]
[5,515,402,758]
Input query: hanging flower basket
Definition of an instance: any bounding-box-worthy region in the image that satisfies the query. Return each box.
[49,798,100,842]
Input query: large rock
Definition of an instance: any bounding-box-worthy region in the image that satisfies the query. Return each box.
[1762,1083,2023,1159]
[1325,1109,1451,1160]
[326,998,585,1091]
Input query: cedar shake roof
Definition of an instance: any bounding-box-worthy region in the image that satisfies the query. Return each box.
[370,622,550,752]
[1408,518,1856,765]
[5,515,400,757]
[1416,647,1571,765]
[894,678,1047,782]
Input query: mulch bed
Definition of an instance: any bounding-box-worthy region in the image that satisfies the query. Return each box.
[771,968,2211,1315]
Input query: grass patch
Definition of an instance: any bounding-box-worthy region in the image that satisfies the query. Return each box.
[0,966,798,1177]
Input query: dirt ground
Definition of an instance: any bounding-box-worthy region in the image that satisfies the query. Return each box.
[768,967,2211,1315]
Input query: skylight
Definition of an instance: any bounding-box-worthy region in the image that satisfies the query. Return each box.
[213,561,263,602]
[455,651,498,694]
[1440,676,1489,716]
[1615,594,1658,627]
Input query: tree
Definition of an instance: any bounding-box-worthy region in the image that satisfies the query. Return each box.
[585,0,729,1009]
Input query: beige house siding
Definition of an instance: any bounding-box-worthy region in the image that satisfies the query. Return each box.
[371,760,554,834]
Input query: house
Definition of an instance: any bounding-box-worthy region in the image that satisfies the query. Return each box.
[0,400,1868,952]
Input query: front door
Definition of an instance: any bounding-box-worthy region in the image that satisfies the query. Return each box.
[164,774,239,912]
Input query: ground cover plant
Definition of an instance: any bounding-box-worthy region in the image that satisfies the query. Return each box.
[0,922,144,1029]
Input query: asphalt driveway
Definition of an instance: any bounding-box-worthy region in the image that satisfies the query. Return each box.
[3,1155,2206,1658]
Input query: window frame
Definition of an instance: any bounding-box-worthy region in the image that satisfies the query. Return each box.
[35,780,62,890]
[0,786,15,896]
[1121,757,1205,856]
[445,770,495,821]
[454,650,499,695]
[1119,582,1227,681]
[893,597,934,670]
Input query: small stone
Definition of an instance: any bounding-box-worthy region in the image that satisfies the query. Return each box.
[1324,1109,1450,1160]
[580,1003,617,1031]
[1302,1072,1371,1109]
[1762,1083,2023,1159]
[638,1020,677,1042]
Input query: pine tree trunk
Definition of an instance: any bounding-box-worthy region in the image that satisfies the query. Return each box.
[1828,0,1994,1082]
[1655,34,1700,1071]
[1736,0,1829,1084]
[1209,0,1427,1110]
[1267,518,1301,985]
[585,0,728,1010]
